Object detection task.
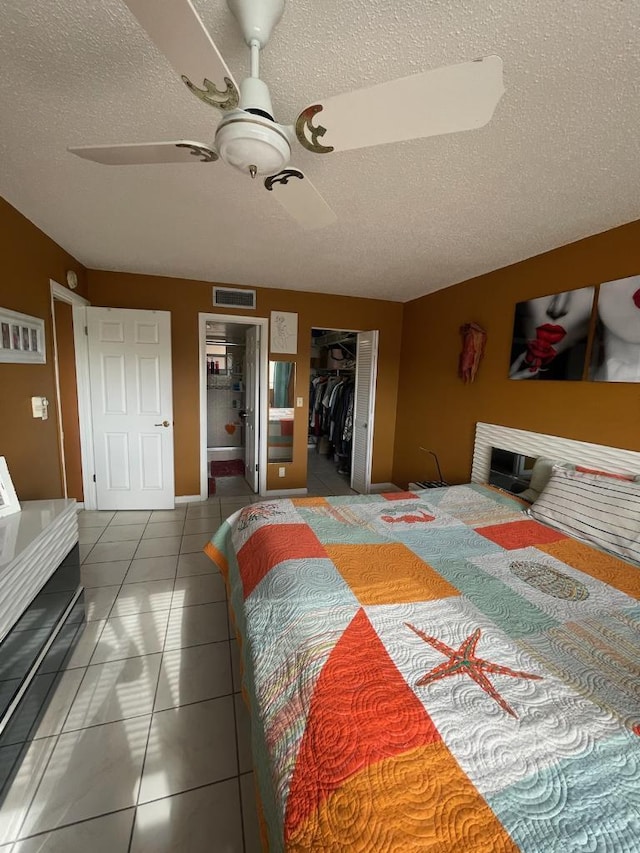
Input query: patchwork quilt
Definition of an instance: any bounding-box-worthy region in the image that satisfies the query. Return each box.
[205,484,640,852]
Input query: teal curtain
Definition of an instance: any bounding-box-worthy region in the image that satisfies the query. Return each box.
[273,362,293,407]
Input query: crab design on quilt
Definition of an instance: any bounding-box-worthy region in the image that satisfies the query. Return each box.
[236,503,284,531]
[380,509,436,524]
[406,623,543,718]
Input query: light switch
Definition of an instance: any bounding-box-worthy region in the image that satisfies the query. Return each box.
[296,397,304,408]
[278,467,285,477]
[31,396,49,420]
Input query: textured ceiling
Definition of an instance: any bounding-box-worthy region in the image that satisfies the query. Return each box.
[1,0,638,302]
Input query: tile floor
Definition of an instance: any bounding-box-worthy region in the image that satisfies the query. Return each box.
[306,445,356,496]
[0,457,358,852]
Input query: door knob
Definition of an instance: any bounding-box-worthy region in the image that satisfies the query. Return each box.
[155,420,170,427]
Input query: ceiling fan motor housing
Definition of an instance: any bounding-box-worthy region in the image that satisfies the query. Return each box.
[239,76,274,119]
[215,109,291,176]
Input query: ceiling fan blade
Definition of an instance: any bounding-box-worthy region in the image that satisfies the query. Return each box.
[295,55,504,154]
[68,141,218,165]
[123,0,239,111]
[264,169,337,230]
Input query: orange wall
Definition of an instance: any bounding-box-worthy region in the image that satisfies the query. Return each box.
[0,197,87,500]
[87,271,403,495]
[392,220,640,488]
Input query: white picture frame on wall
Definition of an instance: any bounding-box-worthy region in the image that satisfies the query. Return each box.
[0,457,21,518]
[270,311,298,354]
[0,307,46,364]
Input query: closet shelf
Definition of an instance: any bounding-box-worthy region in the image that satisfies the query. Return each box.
[313,330,357,349]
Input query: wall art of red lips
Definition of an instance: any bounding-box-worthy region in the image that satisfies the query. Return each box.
[524,324,566,372]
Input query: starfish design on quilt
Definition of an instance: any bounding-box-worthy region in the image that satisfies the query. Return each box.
[405,623,543,718]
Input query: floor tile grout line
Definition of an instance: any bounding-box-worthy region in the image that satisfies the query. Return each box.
[29,660,239,742]
[6,707,65,843]
[82,560,219,589]
[63,605,111,672]
[63,640,238,678]
[111,596,229,617]
[237,774,248,853]
[15,804,135,847]
[125,801,137,853]
[13,770,247,848]
[126,553,177,853]
[31,656,90,753]
[227,632,249,853]
[85,521,173,664]
[32,707,152,740]
[219,575,250,851]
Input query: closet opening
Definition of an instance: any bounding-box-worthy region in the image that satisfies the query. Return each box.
[308,328,358,496]
[200,315,267,499]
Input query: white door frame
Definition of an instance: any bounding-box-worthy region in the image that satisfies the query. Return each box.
[351,330,379,494]
[49,280,93,506]
[310,325,361,483]
[199,313,269,499]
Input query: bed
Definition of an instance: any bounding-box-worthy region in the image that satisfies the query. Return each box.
[205,424,640,852]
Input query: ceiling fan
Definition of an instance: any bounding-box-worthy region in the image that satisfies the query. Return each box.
[69,0,504,230]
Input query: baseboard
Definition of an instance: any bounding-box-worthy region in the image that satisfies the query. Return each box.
[175,495,203,505]
[263,488,308,497]
[369,482,402,493]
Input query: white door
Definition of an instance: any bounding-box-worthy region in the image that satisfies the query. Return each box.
[351,330,379,494]
[87,307,175,510]
[244,325,259,492]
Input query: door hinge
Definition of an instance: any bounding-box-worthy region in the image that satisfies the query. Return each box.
[84,326,88,336]
[255,464,259,472]
[92,474,96,482]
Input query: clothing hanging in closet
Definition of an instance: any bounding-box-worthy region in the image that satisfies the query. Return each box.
[309,373,355,472]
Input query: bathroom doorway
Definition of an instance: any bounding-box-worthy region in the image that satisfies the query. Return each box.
[199,313,268,500]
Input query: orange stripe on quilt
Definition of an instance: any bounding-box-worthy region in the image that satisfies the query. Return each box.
[537,539,640,599]
[287,742,517,853]
[382,491,420,501]
[291,496,330,507]
[203,541,229,578]
[237,524,327,598]
[325,543,459,604]
[285,609,441,838]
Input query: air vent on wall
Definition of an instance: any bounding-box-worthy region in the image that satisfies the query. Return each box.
[213,287,256,310]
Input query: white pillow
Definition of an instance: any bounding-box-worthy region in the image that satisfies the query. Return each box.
[530,466,640,564]
[518,457,560,503]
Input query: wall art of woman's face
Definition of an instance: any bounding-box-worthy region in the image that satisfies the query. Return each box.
[589,275,640,383]
[597,275,640,345]
[509,286,595,380]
